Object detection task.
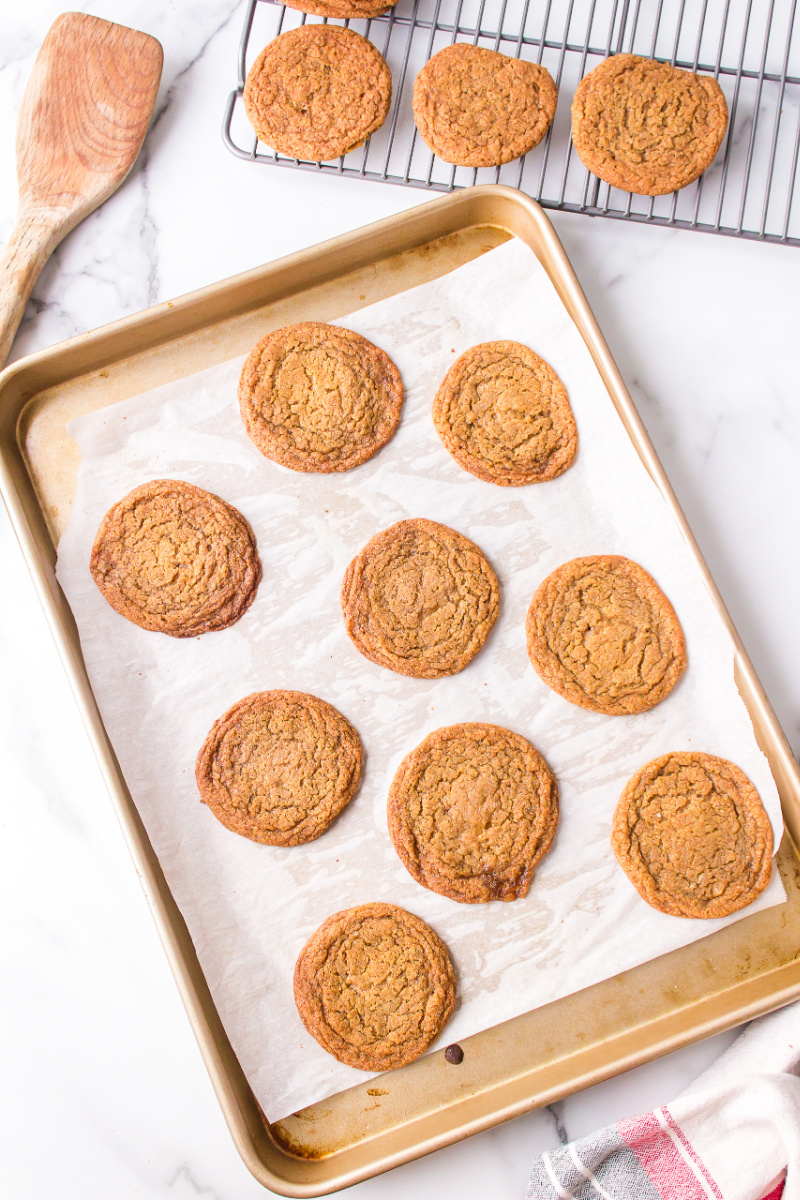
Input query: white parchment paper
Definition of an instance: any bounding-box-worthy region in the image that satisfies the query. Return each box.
[56,238,785,1122]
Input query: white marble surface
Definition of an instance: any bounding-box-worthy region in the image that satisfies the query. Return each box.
[1,3,798,1197]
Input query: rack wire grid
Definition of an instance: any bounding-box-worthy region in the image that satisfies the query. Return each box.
[223,0,800,246]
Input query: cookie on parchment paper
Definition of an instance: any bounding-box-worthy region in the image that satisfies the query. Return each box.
[243,25,392,162]
[432,340,577,486]
[238,321,403,474]
[196,690,362,847]
[90,479,261,638]
[526,555,687,715]
[293,902,456,1071]
[571,54,728,195]
[388,723,559,903]
[413,43,557,167]
[611,751,773,918]
[341,518,500,678]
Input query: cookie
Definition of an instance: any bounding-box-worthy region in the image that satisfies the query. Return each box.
[341,518,499,678]
[238,322,403,474]
[283,0,397,16]
[432,341,577,486]
[526,556,686,715]
[243,25,392,162]
[571,54,728,195]
[388,723,558,903]
[412,43,557,167]
[612,752,773,918]
[293,902,456,1071]
[90,479,261,637]
[196,691,362,846]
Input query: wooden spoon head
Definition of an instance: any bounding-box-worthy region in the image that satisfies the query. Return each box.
[16,12,163,227]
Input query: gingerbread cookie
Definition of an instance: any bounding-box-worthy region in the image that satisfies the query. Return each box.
[341,518,499,678]
[243,25,392,162]
[571,54,728,195]
[612,751,773,918]
[388,723,558,903]
[526,556,686,715]
[90,479,261,637]
[238,322,403,473]
[413,43,557,167]
[196,691,362,846]
[293,903,456,1070]
[283,0,397,16]
[432,341,577,485]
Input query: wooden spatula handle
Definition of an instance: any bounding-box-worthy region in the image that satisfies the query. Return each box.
[0,212,64,367]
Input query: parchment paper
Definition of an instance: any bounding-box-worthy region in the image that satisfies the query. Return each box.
[56,238,785,1122]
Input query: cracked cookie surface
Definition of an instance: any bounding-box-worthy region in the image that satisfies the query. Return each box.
[571,54,728,195]
[388,723,558,903]
[90,479,261,637]
[526,555,686,715]
[238,321,403,473]
[612,751,773,918]
[196,691,362,846]
[283,0,397,16]
[243,25,392,162]
[341,518,499,678]
[413,43,557,167]
[432,341,577,486]
[293,902,456,1070]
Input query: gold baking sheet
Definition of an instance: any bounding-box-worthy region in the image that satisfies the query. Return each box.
[2,187,799,1196]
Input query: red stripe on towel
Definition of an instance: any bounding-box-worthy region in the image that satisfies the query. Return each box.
[760,1183,785,1200]
[660,1107,724,1199]
[618,1111,712,1200]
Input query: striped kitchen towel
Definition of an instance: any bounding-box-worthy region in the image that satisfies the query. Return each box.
[527,1001,800,1200]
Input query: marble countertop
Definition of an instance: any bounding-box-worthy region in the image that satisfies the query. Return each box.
[1,3,798,1197]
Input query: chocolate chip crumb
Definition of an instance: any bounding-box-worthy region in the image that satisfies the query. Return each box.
[444,1044,464,1065]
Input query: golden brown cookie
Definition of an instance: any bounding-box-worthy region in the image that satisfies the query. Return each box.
[90,479,261,637]
[388,723,558,903]
[412,43,557,167]
[283,0,397,16]
[432,341,577,486]
[293,902,456,1070]
[238,322,403,473]
[612,752,773,918]
[196,691,362,846]
[571,54,728,195]
[341,518,499,678]
[243,25,392,162]
[526,556,687,715]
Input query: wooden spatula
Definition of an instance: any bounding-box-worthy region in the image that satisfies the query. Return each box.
[0,12,163,366]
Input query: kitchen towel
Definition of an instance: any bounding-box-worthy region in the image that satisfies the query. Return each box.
[526,1001,800,1200]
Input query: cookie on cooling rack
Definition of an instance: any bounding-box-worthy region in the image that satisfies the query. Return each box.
[243,24,392,162]
[413,43,557,167]
[571,54,728,195]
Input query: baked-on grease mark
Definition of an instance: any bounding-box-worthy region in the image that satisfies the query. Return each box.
[196,691,362,847]
[432,341,577,486]
[293,903,456,1071]
[611,752,773,918]
[90,479,261,637]
[388,723,559,903]
[243,25,392,162]
[571,54,728,196]
[341,518,500,679]
[283,0,397,16]
[526,555,687,715]
[413,43,558,167]
[238,322,403,474]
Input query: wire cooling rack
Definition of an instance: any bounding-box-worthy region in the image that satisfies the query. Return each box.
[223,0,800,246]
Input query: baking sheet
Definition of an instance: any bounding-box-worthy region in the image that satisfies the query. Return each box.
[55,237,785,1123]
